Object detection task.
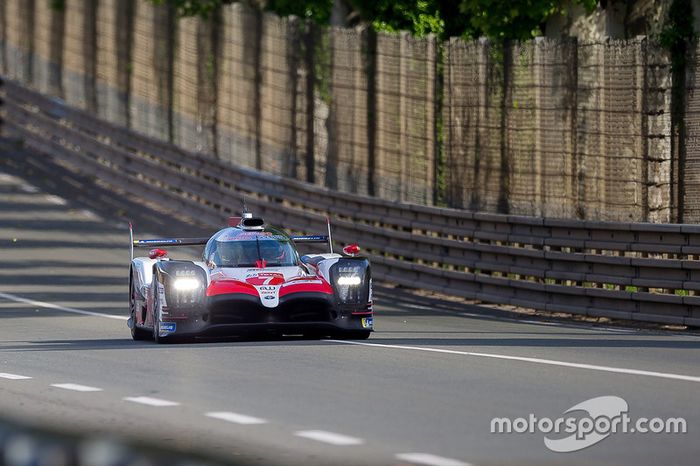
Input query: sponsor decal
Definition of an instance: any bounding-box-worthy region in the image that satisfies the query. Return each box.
[246,273,285,286]
[361,317,373,328]
[291,235,327,241]
[254,283,281,308]
[219,231,287,241]
[159,322,176,336]
[139,239,178,244]
[338,266,362,274]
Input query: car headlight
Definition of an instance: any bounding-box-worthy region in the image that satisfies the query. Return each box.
[337,275,361,286]
[173,277,201,291]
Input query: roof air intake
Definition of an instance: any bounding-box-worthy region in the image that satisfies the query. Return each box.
[240,216,265,230]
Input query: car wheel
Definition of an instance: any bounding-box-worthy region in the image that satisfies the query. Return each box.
[130,274,150,341]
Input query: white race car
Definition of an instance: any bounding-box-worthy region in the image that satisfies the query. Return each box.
[128,213,373,343]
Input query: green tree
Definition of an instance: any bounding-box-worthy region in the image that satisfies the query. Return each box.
[265,0,333,23]
[459,0,598,40]
[150,0,599,40]
[150,0,332,22]
[149,0,234,17]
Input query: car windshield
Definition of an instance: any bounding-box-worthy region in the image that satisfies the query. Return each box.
[211,237,297,267]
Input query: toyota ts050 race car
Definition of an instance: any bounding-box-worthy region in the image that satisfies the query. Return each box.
[127,213,373,343]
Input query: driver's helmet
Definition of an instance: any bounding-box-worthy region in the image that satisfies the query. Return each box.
[259,240,286,262]
[216,241,257,266]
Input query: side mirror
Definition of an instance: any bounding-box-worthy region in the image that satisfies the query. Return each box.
[149,248,168,260]
[342,244,361,257]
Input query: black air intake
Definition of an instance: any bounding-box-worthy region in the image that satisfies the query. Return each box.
[240,217,265,229]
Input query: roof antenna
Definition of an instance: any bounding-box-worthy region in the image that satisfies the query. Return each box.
[242,198,252,219]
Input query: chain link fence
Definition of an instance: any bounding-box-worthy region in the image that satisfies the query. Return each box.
[217,2,259,170]
[129,1,172,141]
[0,0,678,222]
[444,37,670,222]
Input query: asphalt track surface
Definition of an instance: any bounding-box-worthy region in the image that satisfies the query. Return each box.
[2,148,700,466]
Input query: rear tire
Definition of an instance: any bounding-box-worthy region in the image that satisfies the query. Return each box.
[130,274,150,341]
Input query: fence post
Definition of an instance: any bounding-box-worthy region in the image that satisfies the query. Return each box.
[198,9,219,158]
[570,37,581,219]
[0,76,4,137]
[84,0,98,114]
[364,26,377,197]
[120,0,135,128]
[286,16,300,179]
[252,8,263,170]
[398,31,408,203]
[497,40,511,214]
[304,19,316,184]
[533,38,543,216]
[639,36,650,221]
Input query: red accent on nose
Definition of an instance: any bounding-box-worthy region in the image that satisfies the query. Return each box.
[342,244,361,256]
[255,259,267,268]
[148,248,168,259]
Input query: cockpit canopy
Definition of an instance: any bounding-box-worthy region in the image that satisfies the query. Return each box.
[203,227,299,268]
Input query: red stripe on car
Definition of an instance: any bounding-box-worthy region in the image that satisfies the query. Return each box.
[206,280,258,297]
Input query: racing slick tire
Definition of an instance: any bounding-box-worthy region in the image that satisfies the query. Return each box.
[129,273,150,341]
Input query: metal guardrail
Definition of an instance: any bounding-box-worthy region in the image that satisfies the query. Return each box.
[0,416,235,466]
[2,79,700,327]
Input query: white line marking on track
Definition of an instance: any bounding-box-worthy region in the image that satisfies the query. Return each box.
[328,340,700,383]
[395,452,471,466]
[123,396,180,407]
[50,383,102,392]
[294,430,364,446]
[205,412,267,425]
[0,373,32,380]
[0,292,128,321]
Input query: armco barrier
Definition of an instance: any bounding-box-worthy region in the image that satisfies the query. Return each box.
[0,415,235,465]
[2,79,700,327]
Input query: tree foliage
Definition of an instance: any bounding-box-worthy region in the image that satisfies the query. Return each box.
[150,0,599,41]
[150,0,234,17]
[660,0,696,71]
[460,0,597,40]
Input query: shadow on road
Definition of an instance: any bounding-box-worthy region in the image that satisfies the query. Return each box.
[2,334,700,353]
